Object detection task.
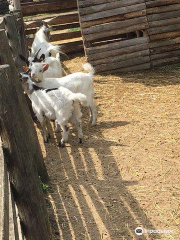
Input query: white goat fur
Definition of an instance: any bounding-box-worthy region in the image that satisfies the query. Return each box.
[40,55,63,78]
[29,25,60,65]
[21,74,87,145]
[30,63,97,125]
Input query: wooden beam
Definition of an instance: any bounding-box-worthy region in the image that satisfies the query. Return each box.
[80,3,146,22]
[22,0,77,15]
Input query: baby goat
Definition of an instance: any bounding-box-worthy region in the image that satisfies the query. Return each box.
[30,63,97,125]
[20,73,87,147]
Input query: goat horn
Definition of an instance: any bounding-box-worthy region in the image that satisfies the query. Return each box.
[34,48,41,58]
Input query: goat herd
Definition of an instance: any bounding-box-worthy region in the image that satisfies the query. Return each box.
[19,22,97,147]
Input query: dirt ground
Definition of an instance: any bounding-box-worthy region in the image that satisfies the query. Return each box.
[36,54,180,240]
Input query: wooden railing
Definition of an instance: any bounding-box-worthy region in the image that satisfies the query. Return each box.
[22,0,84,54]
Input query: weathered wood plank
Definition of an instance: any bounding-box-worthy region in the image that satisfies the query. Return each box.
[146,0,180,8]
[146,3,180,15]
[86,37,149,55]
[149,16,180,28]
[26,22,80,35]
[150,43,180,54]
[83,16,147,35]
[0,64,52,240]
[107,62,151,74]
[27,31,81,45]
[80,10,147,28]
[0,30,49,183]
[151,56,180,67]
[22,0,77,15]
[149,37,180,49]
[148,23,180,35]
[0,139,9,240]
[78,0,124,8]
[147,10,180,22]
[79,0,145,16]
[94,55,150,73]
[25,12,79,29]
[91,49,149,66]
[151,50,180,60]
[84,22,149,42]
[88,42,149,62]
[80,3,146,22]
[150,31,180,41]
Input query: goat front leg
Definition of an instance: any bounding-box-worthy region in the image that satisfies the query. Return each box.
[89,100,97,126]
[71,109,83,143]
[54,120,60,133]
[58,123,69,147]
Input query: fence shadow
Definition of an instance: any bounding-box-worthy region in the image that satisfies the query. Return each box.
[41,115,161,240]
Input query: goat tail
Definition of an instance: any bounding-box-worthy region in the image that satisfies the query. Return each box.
[72,93,87,106]
[47,45,61,57]
[83,63,95,76]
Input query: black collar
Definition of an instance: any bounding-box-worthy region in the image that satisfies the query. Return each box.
[32,84,58,93]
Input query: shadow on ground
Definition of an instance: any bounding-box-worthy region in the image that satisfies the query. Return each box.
[41,118,160,240]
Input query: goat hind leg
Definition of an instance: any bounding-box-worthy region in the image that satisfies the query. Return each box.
[58,123,69,147]
[90,100,97,126]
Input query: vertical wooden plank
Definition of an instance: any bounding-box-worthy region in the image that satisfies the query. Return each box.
[0,30,49,183]
[0,65,53,240]
[0,139,9,240]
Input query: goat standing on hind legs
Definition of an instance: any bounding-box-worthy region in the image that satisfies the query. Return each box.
[19,21,62,69]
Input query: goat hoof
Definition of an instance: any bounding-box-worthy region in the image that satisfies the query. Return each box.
[58,141,65,148]
[78,138,83,144]
[48,134,51,139]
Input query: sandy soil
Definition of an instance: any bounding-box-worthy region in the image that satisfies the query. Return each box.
[36,54,180,240]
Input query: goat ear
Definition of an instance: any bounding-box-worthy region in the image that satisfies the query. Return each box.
[42,64,49,72]
[19,54,29,66]
[23,66,29,71]
[40,54,45,61]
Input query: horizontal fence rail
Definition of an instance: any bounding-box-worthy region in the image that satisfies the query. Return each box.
[22,0,84,54]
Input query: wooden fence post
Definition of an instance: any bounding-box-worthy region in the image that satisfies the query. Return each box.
[0,64,53,240]
[0,29,49,183]
[12,0,21,11]
[1,14,27,71]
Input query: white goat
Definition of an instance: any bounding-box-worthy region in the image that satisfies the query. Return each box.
[30,62,97,125]
[20,73,87,146]
[29,22,60,65]
[21,53,63,78]
[40,54,62,78]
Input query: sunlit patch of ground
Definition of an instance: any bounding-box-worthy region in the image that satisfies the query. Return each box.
[36,54,180,240]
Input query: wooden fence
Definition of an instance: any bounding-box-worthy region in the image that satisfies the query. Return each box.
[22,0,84,54]
[0,141,24,240]
[0,0,9,14]
[77,0,180,73]
[0,13,53,240]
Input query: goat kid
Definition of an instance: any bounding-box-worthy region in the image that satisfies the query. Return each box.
[23,53,63,78]
[30,62,97,125]
[20,73,87,147]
